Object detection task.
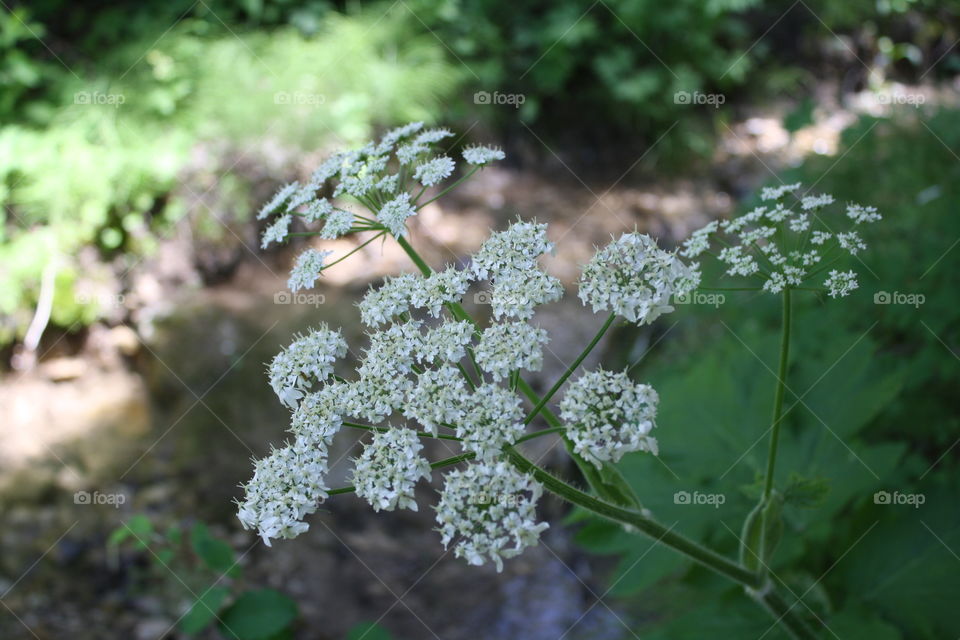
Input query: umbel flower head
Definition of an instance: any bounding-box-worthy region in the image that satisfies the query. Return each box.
[238,126,735,570]
[238,217,694,565]
[255,122,508,292]
[434,461,549,572]
[559,369,659,468]
[681,183,880,297]
[578,232,700,324]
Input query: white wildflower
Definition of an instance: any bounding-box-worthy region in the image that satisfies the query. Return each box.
[380,122,425,148]
[472,220,553,280]
[236,434,330,545]
[288,248,333,292]
[824,269,858,298]
[763,272,787,294]
[761,183,801,201]
[435,461,548,572]
[359,320,423,379]
[303,198,334,223]
[788,214,810,233]
[718,245,759,277]
[403,365,470,435]
[261,214,292,249]
[457,384,525,461]
[414,156,456,186]
[765,204,792,223]
[290,386,343,442]
[846,204,881,224]
[352,427,431,512]
[286,184,315,212]
[489,269,563,320]
[258,182,299,220]
[463,145,506,165]
[680,220,718,258]
[319,210,353,239]
[378,192,416,237]
[396,143,428,165]
[837,231,867,255]
[559,368,659,468]
[413,128,454,145]
[419,321,474,364]
[474,322,548,381]
[801,194,835,210]
[267,326,347,409]
[410,267,471,317]
[579,233,700,324]
[810,230,832,245]
[358,273,421,327]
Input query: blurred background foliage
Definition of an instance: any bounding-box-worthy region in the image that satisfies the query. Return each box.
[1,0,958,346]
[580,110,960,638]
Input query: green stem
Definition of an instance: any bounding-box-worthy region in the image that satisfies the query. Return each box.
[524,313,616,425]
[752,587,820,640]
[504,447,763,588]
[763,288,792,500]
[321,232,386,271]
[416,166,479,210]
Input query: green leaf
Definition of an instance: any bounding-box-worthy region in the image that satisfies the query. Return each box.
[219,589,298,640]
[180,586,230,635]
[109,514,154,549]
[782,473,830,509]
[835,485,960,637]
[191,522,239,577]
[346,621,394,640]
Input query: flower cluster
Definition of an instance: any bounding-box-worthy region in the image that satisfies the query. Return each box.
[681,184,880,297]
[579,232,700,324]
[559,369,659,468]
[352,427,432,512]
[239,128,716,571]
[435,461,549,572]
[256,121,506,291]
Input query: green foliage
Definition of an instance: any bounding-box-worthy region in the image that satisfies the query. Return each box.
[576,110,960,637]
[0,8,459,346]
[109,516,299,638]
[219,589,299,640]
[346,621,395,640]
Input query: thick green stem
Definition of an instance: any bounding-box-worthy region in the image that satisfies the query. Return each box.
[524,313,616,425]
[752,586,820,640]
[504,447,763,588]
[763,288,792,500]
[416,166,480,209]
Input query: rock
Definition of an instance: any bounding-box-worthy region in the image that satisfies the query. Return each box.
[107,325,141,357]
[40,357,88,381]
[135,618,174,640]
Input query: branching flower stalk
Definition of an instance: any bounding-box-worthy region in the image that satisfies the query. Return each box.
[240,124,880,639]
